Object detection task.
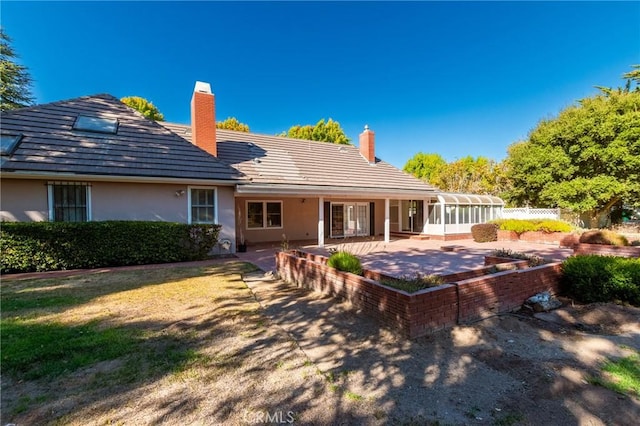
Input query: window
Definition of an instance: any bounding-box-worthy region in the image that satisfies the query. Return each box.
[247,201,282,229]
[460,206,470,224]
[0,134,22,156]
[73,115,118,134]
[445,205,457,225]
[428,204,441,224]
[48,182,91,222]
[190,188,216,224]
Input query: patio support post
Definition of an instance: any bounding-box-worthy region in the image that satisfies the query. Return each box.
[384,198,390,243]
[422,198,429,233]
[318,196,324,247]
[440,201,446,236]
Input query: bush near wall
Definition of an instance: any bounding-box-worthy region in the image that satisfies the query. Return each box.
[562,255,640,306]
[327,251,363,276]
[491,219,573,234]
[471,223,499,242]
[1,221,221,273]
[579,230,629,246]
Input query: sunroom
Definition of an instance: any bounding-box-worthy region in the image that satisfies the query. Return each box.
[425,192,504,238]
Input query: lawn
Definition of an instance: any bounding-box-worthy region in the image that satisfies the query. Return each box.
[3,261,639,425]
[0,262,339,425]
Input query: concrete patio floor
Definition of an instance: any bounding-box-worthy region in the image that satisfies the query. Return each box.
[235,237,574,277]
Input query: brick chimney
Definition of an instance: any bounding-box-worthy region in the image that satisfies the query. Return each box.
[359,125,375,164]
[190,81,217,156]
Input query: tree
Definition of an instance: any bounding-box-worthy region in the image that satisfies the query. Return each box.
[403,153,509,197]
[217,117,249,132]
[622,64,640,92]
[120,96,164,121]
[0,28,34,111]
[597,65,639,95]
[280,118,351,144]
[403,153,446,183]
[504,75,640,227]
[431,156,505,195]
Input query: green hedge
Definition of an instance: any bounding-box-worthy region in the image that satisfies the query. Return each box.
[562,255,640,306]
[1,221,221,273]
[471,223,498,242]
[327,251,363,276]
[491,219,573,234]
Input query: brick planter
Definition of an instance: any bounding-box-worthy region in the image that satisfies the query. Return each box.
[497,230,572,245]
[276,250,563,339]
[484,256,529,268]
[573,243,640,258]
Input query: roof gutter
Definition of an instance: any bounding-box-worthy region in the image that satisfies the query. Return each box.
[1,171,242,186]
[235,183,439,199]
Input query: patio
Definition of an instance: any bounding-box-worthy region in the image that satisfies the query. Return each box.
[235,237,574,277]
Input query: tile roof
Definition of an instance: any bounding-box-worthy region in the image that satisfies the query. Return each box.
[0,95,242,183]
[162,123,438,195]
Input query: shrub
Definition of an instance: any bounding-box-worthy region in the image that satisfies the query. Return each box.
[1,221,221,273]
[492,219,536,234]
[491,249,547,267]
[579,230,629,246]
[471,223,498,242]
[562,255,640,305]
[491,219,572,234]
[327,251,363,276]
[536,220,573,233]
[381,273,444,293]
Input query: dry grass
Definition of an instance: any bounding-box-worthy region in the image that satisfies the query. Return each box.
[1,262,343,425]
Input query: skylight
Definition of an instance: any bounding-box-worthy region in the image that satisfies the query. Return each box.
[73,115,118,134]
[0,134,22,156]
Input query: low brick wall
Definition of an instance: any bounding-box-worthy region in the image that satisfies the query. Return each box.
[276,250,564,339]
[427,233,473,241]
[573,243,640,258]
[497,230,571,245]
[484,256,529,268]
[457,263,563,323]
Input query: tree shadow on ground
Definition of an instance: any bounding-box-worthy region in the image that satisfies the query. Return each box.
[240,272,640,425]
[3,261,638,425]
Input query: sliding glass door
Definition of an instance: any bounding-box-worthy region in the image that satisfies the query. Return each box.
[400,200,424,233]
[330,202,369,237]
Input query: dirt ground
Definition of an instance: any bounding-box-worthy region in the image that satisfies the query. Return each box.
[2,263,639,425]
[244,272,640,425]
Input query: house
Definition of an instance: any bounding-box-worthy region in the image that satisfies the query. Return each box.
[0,82,503,252]
[0,91,242,250]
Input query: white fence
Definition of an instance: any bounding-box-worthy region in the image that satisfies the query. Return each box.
[499,207,561,220]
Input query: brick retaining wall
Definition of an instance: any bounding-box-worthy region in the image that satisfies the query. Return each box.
[497,230,571,245]
[276,250,563,339]
[456,263,563,323]
[573,243,640,258]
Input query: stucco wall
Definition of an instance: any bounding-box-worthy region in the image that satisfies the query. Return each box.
[1,178,236,252]
[236,196,319,243]
[92,182,189,222]
[236,197,388,244]
[216,186,236,252]
[0,179,49,222]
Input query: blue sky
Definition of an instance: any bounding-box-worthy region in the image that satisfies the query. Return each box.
[3,1,639,169]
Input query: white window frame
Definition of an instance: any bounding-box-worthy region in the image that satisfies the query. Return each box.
[188,186,218,224]
[47,182,92,222]
[245,200,283,230]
